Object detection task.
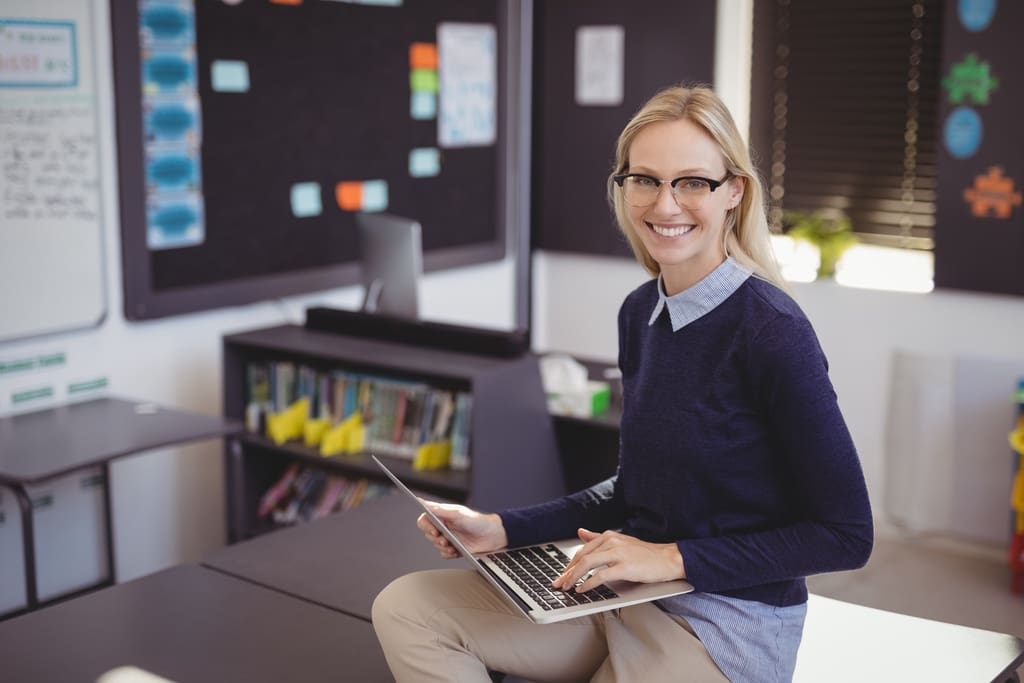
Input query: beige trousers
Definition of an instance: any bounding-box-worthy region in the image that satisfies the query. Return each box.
[372,569,730,683]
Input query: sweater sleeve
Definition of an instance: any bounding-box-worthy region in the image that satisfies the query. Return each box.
[678,314,874,593]
[498,476,627,548]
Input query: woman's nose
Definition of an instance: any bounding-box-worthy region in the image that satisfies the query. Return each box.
[651,182,681,212]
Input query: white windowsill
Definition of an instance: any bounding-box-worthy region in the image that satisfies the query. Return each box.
[770,235,935,294]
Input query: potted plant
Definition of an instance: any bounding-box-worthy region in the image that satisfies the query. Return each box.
[784,210,858,279]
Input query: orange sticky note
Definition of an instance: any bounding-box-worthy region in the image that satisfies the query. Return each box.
[410,43,438,70]
[335,181,362,211]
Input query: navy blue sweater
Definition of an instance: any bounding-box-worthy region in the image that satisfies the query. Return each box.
[500,277,873,606]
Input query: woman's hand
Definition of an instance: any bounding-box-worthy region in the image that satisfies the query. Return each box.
[416,500,508,559]
[552,528,685,593]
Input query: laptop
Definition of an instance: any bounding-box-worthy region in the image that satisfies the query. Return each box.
[372,455,693,624]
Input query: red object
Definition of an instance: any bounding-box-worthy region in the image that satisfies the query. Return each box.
[1011,532,1024,594]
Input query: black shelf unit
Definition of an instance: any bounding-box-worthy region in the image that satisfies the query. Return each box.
[222,324,565,542]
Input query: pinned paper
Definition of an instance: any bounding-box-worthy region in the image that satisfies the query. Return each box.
[291,182,322,217]
[410,43,437,70]
[438,22,496,147]
[411,91,437,120]
[361,180,389,212]
[211,60,250,92]
[147,154,197,190]
[335,181,362,211]
[410,68,439,93]
[575,26,624,106]
[409,148,440,177]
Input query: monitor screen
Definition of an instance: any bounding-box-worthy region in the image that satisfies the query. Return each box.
[356,212,422,320]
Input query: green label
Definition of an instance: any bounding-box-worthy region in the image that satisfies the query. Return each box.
[0,358,35,375]
[12,386,54,404]
[68,377,108,394]
[37,352,66,368]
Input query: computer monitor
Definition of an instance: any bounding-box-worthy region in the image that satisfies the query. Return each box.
[356,212,422,320]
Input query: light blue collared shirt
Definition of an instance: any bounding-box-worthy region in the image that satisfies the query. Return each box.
[649,256,753,331]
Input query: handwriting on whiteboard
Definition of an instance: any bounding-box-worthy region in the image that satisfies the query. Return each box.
[0,97,99,223]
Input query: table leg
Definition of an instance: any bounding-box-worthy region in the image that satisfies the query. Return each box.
[6,483,38,609]
[228,437,245,543]
[102,463,116,583]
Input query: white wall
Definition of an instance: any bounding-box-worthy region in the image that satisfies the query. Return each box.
[0,0,516,583]
[532,0,1024,545]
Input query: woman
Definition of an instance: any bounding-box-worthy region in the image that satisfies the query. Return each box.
[372,85,873,682]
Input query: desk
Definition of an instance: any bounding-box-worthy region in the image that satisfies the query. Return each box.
[0,563,391,682]
[0,397,240,615]
[794,594,1024,683]
[203,492,460,620]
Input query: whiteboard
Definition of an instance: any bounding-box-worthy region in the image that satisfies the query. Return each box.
[0,0,106,343]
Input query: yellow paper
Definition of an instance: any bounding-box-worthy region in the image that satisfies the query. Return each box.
[266,397,310,445]
[320,422,347,456]
[1012,469,1024,512]
[413,441,451,471]
[303,418,330,448]
[320,412,362,457]
[347,423,366,454]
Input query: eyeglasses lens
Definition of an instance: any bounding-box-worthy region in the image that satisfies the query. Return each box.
[622,177,711,208]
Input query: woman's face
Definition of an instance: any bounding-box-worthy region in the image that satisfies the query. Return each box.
[624,118,743,295]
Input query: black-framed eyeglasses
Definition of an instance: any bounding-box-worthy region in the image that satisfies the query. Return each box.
[613,172,733,209]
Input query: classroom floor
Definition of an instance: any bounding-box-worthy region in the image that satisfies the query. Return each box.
[807,527,1024,677]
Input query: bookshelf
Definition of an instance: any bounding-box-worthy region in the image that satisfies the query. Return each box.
[222,324,565,542]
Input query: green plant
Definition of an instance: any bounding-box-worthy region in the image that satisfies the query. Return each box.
[784,210,858,278]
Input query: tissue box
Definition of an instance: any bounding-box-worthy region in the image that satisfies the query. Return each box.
[547,380,611,418]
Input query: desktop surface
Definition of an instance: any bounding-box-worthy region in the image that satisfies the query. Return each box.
[204,492,461,620]
[0,564,390,682]
[0,397,239,483]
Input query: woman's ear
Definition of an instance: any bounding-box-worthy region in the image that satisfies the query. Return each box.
[727,175,745,209]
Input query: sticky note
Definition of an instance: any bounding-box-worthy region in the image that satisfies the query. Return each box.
[410,43,437,70]
[335,181,362,211]
[409,147,440,178]
[361,180,389,212]
[410,68,439,92]
[411,91,436,120]
[211,60,250,92]
[290,182,322,217]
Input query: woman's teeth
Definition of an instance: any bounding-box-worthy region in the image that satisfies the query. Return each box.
[650,223,695,237]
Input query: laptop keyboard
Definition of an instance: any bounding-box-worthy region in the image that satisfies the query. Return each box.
[489,544,618,611]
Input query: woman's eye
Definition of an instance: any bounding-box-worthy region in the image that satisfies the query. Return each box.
[633,176,658,187]
[682,179,709,192]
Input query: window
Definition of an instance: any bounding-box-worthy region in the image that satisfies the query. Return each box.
[750,0,945,251]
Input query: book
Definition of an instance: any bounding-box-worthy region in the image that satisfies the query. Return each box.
[258,463,300,518]
[450,392,473,470]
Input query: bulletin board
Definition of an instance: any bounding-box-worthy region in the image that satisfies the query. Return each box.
[933,0,1024,296]
[0,0,106,343]
[110,0,508,321]
[531,0,716,258]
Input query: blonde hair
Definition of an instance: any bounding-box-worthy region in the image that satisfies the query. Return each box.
[607,85,786,289]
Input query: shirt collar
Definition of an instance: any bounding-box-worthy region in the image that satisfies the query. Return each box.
[648,257,753,331]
